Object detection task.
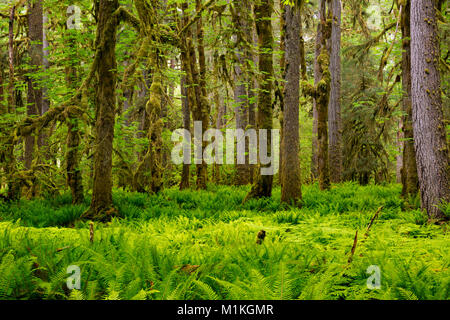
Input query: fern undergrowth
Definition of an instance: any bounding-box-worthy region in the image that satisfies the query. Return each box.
[0,183,448,300]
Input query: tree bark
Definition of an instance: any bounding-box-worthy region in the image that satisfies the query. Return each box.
[244,0,274,201]
[25,0,44,170]
[400,0,419,198]
[231,0,251,185]
[309,0,332,191]
[7,5,15,113]
[410,0,450,220]
[179,2,198,190]
[4,5,20,200]
[133,0,164,194]
[248,17,258,184]
[280,3,302,205]
[328,0,342,183]
[84,0,120,221]
[396,118,404,183]
[179,74,191,190]
[279,3,286,189]
[311,0,324,182]
[194,0,210,189]
[65,24,84,204]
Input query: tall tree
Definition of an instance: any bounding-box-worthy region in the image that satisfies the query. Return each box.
[7,5,15,114]
[303,0,331,190]
[310,0,324,182]
[400,0,418,198]
[316,0,331,191]
[248,14,258,184]
[132,0,164,194]
[280,1,302,205]
[231,0,251,185]
[65,15,84,204]
[83,0,120,220]
[244,0,275,201]
[410,0,450,220]
[328,0,342,183]
[194,0,210,189]
[179,74,191,190]
[25,0,44,170]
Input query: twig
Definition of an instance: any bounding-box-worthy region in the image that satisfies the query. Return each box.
[365,206,383,237]
[56,246,71,252]
[347,230,358,263]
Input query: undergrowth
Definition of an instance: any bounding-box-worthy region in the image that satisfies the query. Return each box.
[0,183,448,300]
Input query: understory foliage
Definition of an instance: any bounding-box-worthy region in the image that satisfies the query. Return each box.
[0,184,448,300]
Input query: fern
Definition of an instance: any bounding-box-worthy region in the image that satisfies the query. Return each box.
[192,279,220,300]
[396,288,419,300]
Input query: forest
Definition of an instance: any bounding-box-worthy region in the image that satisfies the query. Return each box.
[0,0,448,301]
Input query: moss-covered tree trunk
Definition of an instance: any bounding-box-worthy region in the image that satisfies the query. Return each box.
[84,0,119,221]
[316,0,331,191]
[144,66,163,194]
[3,5,20,201]
[213,87,225,184]
[65,24,84,205]
[231,0,251,185]
[410,0,449,220]
[244,0,275,201]
[400,0,418,198]
[0,67,4,115]
[179,74,191,190]
[194,0,209,190]
[328,0,342,183]
[279,3,286,189]
[25,0,44,171]
[311,0,324,182]
[280,3,302,205]
[178,0,209,190]
[248,18,258,184]
[304,0,331,190]
[132,0,164,194]
[7,5,16,114]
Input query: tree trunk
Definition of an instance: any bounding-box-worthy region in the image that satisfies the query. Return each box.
[84,0,119,221]
[396,118,404,184]
[328,0,342,183]
[4,5,20,200]
[0,70,3,115]
[65,24,84,204]
[213,78,226,184]
[179,75,191,190]
[400,0,419,198]
[244,0,274,201]
[248,18,258,184]
[231,0,251,185]
[25,0,44,170]
[279,3,286,189]
[194,0,209,189]
[7,5,15,114]
[133,0,164,194]
[280,3,302,205]
[311,0,324,182]
[313,0,331,190]
[39,13,51,161]
[42,14,50,115]
[410,0,450,220]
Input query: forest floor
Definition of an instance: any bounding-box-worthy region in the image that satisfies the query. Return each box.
[0,183,448,300]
